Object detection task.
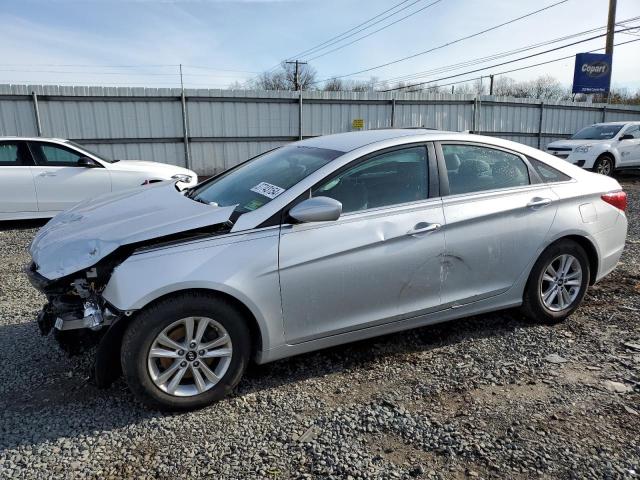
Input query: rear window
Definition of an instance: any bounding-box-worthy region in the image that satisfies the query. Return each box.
[528,157,572,183]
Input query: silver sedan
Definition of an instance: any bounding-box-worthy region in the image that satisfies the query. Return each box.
[28,129,628,410]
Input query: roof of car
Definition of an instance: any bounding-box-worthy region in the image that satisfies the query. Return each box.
[0,136,68,142]
[296,128,457,152]
[594,121,640,126]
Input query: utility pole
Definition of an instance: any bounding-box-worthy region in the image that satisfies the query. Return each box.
[605,0,617,55]
[489,74,494,95]
[179,63,191,170]
[285,60,308,91]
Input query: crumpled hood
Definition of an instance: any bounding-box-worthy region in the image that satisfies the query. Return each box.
[30,181,235,280]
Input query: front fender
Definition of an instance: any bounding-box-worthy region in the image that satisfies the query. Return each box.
[101,229,284,354]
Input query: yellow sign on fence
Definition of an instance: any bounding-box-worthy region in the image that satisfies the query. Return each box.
[352,119,364,130]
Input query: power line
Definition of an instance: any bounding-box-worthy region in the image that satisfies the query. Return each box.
[0,64,259,74]
[374,16,640,86]
[313,0,570,84]
[285,0,418,61]
[0,69,253,79]
[305,0,445,62]
[381,27,636,92]
[401,37,640,93]
[247,0,430,86]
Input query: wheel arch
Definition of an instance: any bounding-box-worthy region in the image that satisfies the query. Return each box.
[94,287,266,388]
[136,288,265,358]
[561,235,599,285]
[596,150,618,168]
[537,234,599,285]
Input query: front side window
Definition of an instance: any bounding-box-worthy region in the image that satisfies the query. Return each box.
[0,142,27,166]
[190,145,342,214]
[442,144,530,195]
[571,124,623,140]
[32,143,85,166]
[312,146,428,213]
[64,140,117,163]
[622,125,640,139]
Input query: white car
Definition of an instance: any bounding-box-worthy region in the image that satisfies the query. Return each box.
[546,121,640,176]
[0,137,198,221]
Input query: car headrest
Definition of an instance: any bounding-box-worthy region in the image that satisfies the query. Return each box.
[444,153,461,171]
[458,159,490,178]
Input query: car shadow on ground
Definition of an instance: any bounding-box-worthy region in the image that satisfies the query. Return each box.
[0,219,49,231]
[0,309,540,451]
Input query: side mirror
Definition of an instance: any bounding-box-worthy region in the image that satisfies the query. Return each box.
[619,134,634,141]
[289,196,342,223]
[77,156,99,168]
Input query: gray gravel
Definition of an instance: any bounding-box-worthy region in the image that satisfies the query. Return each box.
[1,178,639,479]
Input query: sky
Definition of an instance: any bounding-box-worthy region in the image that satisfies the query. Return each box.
[0,0,639,91]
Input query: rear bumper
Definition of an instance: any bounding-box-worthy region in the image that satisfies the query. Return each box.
[592,212,628,282]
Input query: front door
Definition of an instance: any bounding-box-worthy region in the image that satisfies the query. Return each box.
[438,143,558,306]
[29,142,112,212]
[279,145,446,344]
[618,125,640,167]
[0,141,38,215]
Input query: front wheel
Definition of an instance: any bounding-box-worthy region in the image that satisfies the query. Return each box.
[121,292,251,411]
[521,240,590,324]
[593,154,614,176]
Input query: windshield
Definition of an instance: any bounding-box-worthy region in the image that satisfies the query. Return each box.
[571,125,623,140]
[189,145,343,214]
[64,140,118,163]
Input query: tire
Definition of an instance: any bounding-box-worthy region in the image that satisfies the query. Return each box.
[121,292,251,411]
[521,240,590,325]
[593,154,615,176]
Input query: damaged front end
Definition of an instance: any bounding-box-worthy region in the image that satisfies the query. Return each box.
[28,257,125,355]
[26,181,238,386]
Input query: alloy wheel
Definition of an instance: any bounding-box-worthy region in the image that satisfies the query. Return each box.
[540,254,583,312]
[596,158,612,176]
[147,317,232,397]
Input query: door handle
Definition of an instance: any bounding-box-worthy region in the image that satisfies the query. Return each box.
[527,197,552,209]
[407,222,442,235]
[37,172,57,177]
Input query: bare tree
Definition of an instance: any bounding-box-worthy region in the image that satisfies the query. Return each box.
[252,62,318,91]
[323,77,344,91]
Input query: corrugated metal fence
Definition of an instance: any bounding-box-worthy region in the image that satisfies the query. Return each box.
[2,84,640,175]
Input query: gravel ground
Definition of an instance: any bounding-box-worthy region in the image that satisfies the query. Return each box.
[1,177,639,479]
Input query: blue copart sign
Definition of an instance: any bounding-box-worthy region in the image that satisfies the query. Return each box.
[572,53,612,94]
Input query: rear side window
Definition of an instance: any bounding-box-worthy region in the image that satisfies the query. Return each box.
[442,144,530,195]
[528,157,572,183]
[313,146,428,213]
[0,142,30,166]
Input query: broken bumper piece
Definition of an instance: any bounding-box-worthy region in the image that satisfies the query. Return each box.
[36,301,117,335]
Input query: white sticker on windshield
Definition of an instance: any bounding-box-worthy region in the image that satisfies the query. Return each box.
[250,182,285,199]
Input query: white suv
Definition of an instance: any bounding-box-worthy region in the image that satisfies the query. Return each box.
[546,121,640,176]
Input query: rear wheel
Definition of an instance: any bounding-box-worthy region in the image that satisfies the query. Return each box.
[593,154,614,176]
[521,240,590,324]
[121,292,250,411]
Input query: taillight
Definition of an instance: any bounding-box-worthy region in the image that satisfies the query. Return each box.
[601,191,627,211]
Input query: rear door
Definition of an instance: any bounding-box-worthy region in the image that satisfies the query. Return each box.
[279,144,446,344]
[437,142,558,306]
[29,141,112,212]
[0,140,38,215]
